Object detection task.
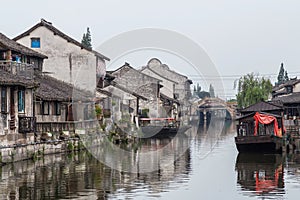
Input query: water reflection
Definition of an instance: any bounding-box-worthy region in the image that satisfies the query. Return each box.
[1,120,299,200]
[82,131,192,174]
[0,139,191,199]
[235,153,285,199]
[285,154,300,188]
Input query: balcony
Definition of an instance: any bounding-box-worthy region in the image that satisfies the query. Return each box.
[35,120,99,134]
[0,60,34,79]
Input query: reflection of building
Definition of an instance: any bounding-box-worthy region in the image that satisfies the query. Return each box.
[286,154,300,184]
[0,144,191,199]
[235,154,284,197]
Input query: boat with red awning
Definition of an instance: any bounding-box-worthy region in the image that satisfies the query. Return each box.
[235,112,285,153]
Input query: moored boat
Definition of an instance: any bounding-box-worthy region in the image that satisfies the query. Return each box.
[235,112,285,153]
[139,118,180,138]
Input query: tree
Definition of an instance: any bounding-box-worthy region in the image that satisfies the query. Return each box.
[196,83,201,93]
[193,83,210,99]
[81,27,92,48]
[198,91,210,99]
[209,84,215,98]
[277,63,289,85]
[284,71,289,82]
[236,73,272,108]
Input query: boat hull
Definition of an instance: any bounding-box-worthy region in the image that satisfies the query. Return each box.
[235,135,283,153]
[139,125,191,139]
[140,126,179,138]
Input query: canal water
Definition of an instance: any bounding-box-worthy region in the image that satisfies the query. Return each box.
[1,121,300,199]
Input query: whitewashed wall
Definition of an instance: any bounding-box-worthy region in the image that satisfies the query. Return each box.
[294,82,300,93]
[16,26,104,92]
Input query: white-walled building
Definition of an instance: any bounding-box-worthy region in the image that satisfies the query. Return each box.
[14,19,109,92]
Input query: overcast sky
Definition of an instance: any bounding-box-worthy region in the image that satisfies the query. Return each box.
[1,0,300,99]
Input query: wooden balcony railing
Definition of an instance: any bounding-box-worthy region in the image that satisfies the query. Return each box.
[0,60,34,79]
[35,120,99,133]
[19,116,35,133]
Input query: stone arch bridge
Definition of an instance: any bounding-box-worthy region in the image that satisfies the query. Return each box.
[192,97,236,125]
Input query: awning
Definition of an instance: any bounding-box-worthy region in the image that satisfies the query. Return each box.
[253,112,280,137]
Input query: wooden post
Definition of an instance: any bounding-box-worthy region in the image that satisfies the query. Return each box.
[136,97,139,116]
[6,50,12,60]
[203,109,207,130]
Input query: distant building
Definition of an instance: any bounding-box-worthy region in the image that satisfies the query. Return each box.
[141,58,193,117]
[140,64,177,99]
[272,77,300,134]
[272,78,300,98]
[272,78,300,118]
[109,63,163,118]
[14,19,110,91]
[101,81,147,123]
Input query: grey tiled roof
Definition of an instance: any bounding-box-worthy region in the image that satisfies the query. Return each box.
[272,78,300,92]
[273,92,300,104]
[240,101,283,114]
[0,69,36,88]
[0,32,47,58]
[34,73,92,102]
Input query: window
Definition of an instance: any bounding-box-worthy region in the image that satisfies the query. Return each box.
[42,102,49,115]
[1,87,7,112]
[174,93,179,99]
[31,38,40,48]
[18,90,25,113]
[286,86,293,94]
[84,105,89,120]
[54,102,61,115]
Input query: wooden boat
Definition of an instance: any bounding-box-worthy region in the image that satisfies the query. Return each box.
[235,112,285,153]
[139,118,180,138]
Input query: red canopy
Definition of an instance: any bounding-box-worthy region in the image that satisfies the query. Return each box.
[253,112,279,136]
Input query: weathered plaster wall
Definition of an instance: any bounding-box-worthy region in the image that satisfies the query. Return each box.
[16,26,101,92]
[141,67,176,98]
[294,82,300,93]
[112,66,159,102]
[112,66,162,117]
[147,59,191,102]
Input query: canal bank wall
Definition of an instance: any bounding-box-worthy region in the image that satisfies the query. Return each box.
[0,126,135,165]
[0,138,84,164]
[286,135,300,153]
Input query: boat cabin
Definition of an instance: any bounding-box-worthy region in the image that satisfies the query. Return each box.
[237,112,284,138]
[235,112,285,153]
